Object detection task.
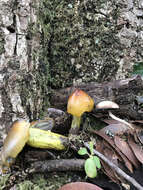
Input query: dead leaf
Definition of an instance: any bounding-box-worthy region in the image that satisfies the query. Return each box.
[114,136,140,168]
[102,141,119,166]
[102,119,120,125]
[96,141,121,184]
[130,120,143,124]
[101,160,120,184]
[136,130,143,145]
[100,123,129,135]
[128,136,143,164]
[92,130,133,172]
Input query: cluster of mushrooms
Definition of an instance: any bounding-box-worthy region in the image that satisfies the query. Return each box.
[0,89,122,174]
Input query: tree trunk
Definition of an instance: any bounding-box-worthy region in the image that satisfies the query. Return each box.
[0,0,48,138]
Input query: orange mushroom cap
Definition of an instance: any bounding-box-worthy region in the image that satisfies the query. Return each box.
[67,89,94,117]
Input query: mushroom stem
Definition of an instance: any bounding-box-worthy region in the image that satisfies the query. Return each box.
[67,89,94,135]
[69,115,81,135]
[108,111,134,129]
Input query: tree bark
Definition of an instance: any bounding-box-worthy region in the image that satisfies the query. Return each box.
[0,0,48,138]
[31,159,85,173]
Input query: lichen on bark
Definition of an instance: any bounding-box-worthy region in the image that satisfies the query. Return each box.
[0,0,51,135]
[39,0,124,87]
[39,0,143,86]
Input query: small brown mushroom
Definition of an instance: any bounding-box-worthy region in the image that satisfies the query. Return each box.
[96,101,133,129]
[96,100,119,109]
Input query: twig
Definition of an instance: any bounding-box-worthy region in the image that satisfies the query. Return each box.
[84,142,143,190]
[108,111,134,129]
[30,159,85,173]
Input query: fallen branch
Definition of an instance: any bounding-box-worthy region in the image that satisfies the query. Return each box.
[31,159,85,173]
[51,75,143,119]
[84,142,143,190]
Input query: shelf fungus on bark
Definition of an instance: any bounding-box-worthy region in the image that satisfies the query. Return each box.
[67,89,94,135]
[0,120,30,173]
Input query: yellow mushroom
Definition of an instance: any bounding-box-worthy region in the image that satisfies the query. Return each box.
[0,120,30,173]
[67,89,94,135]
[0,118,68,174]
[27,128,68,150]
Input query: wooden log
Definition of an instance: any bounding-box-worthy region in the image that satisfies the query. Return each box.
[50,75,143,120]
[31,159,85,173]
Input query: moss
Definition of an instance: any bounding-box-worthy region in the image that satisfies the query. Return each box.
[0,174,10,189]
[0,172,83,190]
[0,29,5,54]
[16,0,125,120]
[19,71,51,120]
[18,9,52,120]
[16,175,47,190]
[18,0,124,119]
[37,0,124,89]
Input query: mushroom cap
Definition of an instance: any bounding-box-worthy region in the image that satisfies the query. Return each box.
[67,89,94,117]
[96,100,119,109]
[58,182,103,190]
[1,120,30,164]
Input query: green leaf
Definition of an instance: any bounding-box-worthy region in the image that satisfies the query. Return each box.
[84,158,97,178]
[93,156,101,169]
[89,141,94,155]
[78,148,88,155]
